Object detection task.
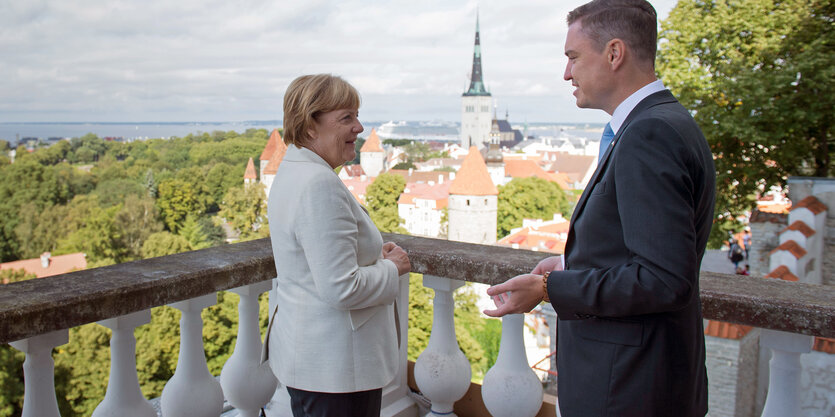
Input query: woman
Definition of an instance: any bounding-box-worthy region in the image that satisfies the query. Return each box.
[266,74,411,417]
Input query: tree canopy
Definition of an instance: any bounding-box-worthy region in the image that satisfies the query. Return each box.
[658,0,834,244]
[366,173,408,233]
[497,177,571,238]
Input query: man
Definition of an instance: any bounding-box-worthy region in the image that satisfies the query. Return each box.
[484,1,715,416]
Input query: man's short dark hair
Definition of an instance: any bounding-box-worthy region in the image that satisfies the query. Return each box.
[567,0,657,66]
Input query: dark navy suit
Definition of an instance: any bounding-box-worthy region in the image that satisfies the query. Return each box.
[548,90,714,417]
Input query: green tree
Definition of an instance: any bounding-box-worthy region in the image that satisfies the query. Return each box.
[114,195,165,260]
[141,231,192,258]
[0,268,37,284]
[658,0,834,245]
[56,196,123,266]
[0,345,24,417]
[366,173,407,233]
[156,178,206,233]
[216,184,268,241]
[179,214,212,250]
[497,177,571,238]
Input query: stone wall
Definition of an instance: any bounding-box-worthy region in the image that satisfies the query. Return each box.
[705,330,760,417]
[748,210,787,278]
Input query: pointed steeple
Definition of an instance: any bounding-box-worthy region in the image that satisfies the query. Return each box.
[449,146,498,195]
[244,157,257,182]
[464,12,491,97]
[360,128,384,152]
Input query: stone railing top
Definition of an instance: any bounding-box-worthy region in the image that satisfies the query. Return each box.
[1,234,833,344]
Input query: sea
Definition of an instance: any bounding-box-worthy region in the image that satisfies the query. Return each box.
[0,120,605,146]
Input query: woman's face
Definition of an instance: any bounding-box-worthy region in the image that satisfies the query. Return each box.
[307,108,364,168]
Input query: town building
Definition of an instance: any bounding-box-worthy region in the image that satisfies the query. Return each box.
[0,252,87,281]
[259,129,288,199]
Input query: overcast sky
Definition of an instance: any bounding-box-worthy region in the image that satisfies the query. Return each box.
[2,0,679,124]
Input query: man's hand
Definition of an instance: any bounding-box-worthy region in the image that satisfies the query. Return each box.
[532,255,563,275]
[483,274,544,317]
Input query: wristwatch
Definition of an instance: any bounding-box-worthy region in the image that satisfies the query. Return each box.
[542,271,551,303]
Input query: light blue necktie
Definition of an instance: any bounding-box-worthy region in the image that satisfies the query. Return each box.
[598,123,615,163]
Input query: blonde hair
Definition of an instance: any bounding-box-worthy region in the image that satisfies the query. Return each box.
[282,74,361,147]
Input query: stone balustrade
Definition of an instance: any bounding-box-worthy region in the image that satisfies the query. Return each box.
[1,235,834,417]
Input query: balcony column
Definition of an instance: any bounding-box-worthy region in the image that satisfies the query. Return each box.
[9,329,68,417]
[220,281,278,417]
[381,274,418,417]
[161,294,224,417]
[760,329,813,417]
[92,310,155,417]
[482,314,543,417]
[414,275,471,417]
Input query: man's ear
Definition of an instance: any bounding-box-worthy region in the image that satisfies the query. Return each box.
[607,38,626,70]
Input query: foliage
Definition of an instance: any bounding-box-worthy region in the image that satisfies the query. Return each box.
[391,162,416,170]
[113,195,165,260]
[658,0,834,245]
[217,184,268,241]
[156,178,206,233]
[141,231,192,258]
[497,177,571,238]
[0,268,37,284]
[55,195,124,266]
[366,173,407,233]
[383,139,412,147]
[0,345,24,417]
[179,214,213,250]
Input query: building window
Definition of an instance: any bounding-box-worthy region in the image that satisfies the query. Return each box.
[466,199,470,206]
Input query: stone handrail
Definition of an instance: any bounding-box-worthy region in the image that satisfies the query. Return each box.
[2,234,834,345]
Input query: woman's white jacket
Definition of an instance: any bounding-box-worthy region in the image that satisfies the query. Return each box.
[266,145,401,393]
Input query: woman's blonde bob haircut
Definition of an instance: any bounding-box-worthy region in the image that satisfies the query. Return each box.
[282,74,361,148]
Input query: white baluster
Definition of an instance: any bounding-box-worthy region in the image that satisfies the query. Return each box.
[220,281,278,417]
[381,274,418,417]
[161,294,224,417]
[760,329,813,417]
[414,275,471,417]
[9,329,69,417]
[93,310,155,417]
[482,314,543,417]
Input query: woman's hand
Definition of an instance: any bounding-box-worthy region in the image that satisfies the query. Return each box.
[383,242,411,276]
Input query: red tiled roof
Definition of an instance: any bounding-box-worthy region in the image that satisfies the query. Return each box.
[244,157,257,180]
[360,129,384,152]
[792,195,827,214]
[769,240,807,259]
[814,337,835,354]
[783,221,815,237]
[704,320,753,340]
[388,170,453,184]
[260,129,282,161]
[764,265,799,282]
[1,253,87,279]
[342,165,366,177]
[397,182,451,208]
[497,218,569,254]
[749,209,788,224]
[263,138,289,175]
[504,159,552,181]
[449,146,498,196]
[340,176,375,204]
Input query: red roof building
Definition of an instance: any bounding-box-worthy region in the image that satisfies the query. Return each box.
[449,146,497,196]
[1,252,87,281]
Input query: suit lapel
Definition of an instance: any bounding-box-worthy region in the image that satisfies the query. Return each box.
[564,90,678,265]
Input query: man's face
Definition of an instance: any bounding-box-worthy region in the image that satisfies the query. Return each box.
[563,21,613,111]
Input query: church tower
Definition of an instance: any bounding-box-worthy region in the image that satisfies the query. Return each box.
[448,146,498,244]
[460,13,493,150]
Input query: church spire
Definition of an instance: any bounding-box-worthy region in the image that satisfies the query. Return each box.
[464,12,491,97]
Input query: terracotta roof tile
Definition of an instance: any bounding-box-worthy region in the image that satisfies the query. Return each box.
[1,253,87,279]
[769,240,807,258]
[360,129,384,152]
[449,146,498,196]
[749,209,788,224]
[263,138,289,175]
[497,217,569,254]
[764,265,799,282]
[388,170,453,184]
[813,337,835,354]
[260,129,282,161]
[704,320,753,340]
[342,165,366,177]
[783,221,816,237]
[244,157,257,180]
[504,159,552,181]
[792,195,827,214]
[397,182,451,206]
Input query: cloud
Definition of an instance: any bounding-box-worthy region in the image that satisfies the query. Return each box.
[0,0,680,123]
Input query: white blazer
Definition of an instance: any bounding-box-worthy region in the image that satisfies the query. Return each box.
[266,145,401,393]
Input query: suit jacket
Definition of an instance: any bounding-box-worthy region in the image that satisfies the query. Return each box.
[548,90,714,417]
[266,145,401,393]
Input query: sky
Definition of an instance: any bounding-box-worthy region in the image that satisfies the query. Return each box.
[2,0,679,124]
